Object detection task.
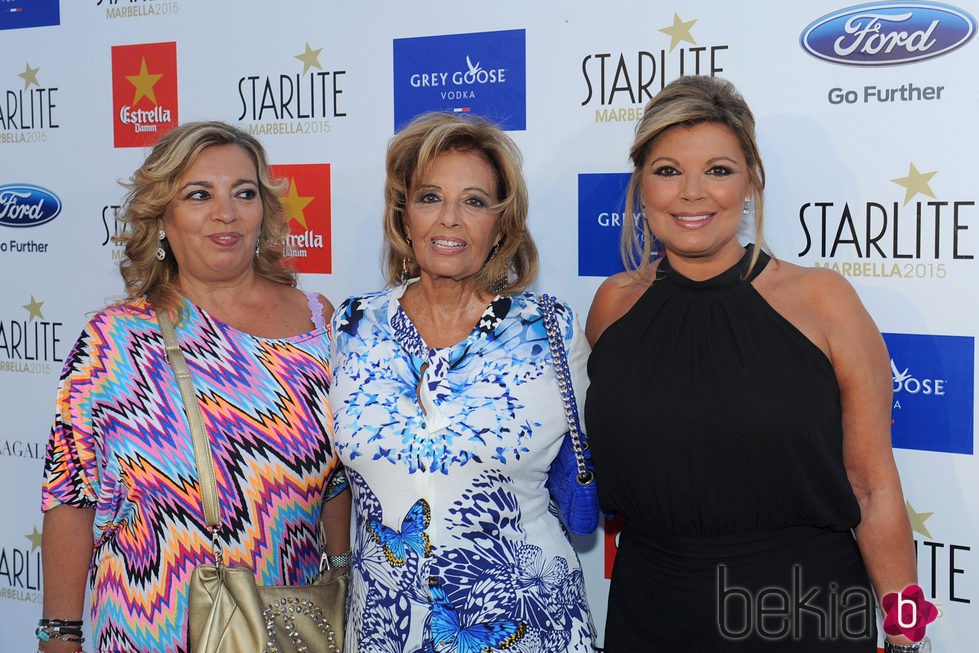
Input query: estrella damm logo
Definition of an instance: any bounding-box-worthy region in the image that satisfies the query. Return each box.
[269,163,332,274]
[110,41,178,148]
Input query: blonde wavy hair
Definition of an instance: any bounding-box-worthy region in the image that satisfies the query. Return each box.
[622,75,768,278]
[115,121,294,318]
[381,111,538,295]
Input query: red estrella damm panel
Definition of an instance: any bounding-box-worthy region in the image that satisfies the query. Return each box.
[270,163,332,274]
[111,41,179,148]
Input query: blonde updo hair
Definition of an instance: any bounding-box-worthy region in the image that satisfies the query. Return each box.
[116,120,294,318]
[381,111,538,295]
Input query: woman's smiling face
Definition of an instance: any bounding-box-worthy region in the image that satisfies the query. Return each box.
[639,121,752,277]
[404,148,502,285]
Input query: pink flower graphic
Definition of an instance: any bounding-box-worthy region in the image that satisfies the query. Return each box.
[881,584,938,642]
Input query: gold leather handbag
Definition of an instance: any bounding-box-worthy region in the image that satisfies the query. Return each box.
[159,312,347,653]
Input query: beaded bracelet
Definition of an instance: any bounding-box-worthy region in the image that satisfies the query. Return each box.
[36,618,85,644]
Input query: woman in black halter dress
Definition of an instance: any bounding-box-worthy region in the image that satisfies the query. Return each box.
[584,76,926,652]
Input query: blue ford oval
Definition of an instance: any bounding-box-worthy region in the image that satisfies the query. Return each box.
[0,184,63,228]
[801,2,976,65]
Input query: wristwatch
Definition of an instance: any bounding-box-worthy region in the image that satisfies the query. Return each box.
[884,637,931,653]
[325,549,352,569]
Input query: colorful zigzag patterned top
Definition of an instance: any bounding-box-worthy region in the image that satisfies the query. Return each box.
[42,297,339,652]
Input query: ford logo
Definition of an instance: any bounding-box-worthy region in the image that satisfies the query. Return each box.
[801,2,976,65]
[0,184,62,228]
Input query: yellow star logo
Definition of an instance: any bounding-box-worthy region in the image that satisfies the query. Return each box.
[295,42,323,76]
[659,13,697,52]
[906,501,934,539]
[891,162,937,205]
[280,179,315,229]
[26,526,43,551]
[126,57,163,106]
[23,295,45,322]
[18,62,40,90]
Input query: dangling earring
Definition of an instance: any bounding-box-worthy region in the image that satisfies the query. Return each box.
[255,238,261,257]
[156,229,166,261]
[400,236,413,284]
[490,270,508,294]
[400,256,410,284]
[488,241,507,294]
[743,197,752,215]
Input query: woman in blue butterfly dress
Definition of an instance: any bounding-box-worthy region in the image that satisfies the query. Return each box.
[330,112,595,653]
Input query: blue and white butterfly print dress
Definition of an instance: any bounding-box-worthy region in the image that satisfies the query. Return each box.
[330,284,595,653]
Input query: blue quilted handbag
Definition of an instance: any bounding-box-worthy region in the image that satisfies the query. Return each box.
[541,294,599,536]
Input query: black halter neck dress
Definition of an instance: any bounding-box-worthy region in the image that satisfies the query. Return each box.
[585,246,877,651]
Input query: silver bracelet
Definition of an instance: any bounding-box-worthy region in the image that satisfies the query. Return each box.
[884,636,931,653]
[325,549,352,569]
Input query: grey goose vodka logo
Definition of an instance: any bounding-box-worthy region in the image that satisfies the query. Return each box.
[801,2,976,65]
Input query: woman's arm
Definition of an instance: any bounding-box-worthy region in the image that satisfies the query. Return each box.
[320,293,351,574]
[321,484,352,578]
[819,272,920,647]
[39,504,95,652]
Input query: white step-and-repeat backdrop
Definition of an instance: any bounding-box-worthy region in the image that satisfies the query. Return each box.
[1,1,976,650]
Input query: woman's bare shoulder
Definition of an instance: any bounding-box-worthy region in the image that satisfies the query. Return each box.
[585,267,656,346]
[756,257,875,360]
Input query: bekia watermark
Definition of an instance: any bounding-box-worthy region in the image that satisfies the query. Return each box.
[716,564,874,641]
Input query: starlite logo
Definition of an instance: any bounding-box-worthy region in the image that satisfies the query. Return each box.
[802,161,977,281]
[801,2,977,66]
[0,294,63,375]
[581,12,731,124]
[0,525,43,603]
[236,41,347,138]
[0,61,60,141]
[393,29,526,131]
[0,184,61,228]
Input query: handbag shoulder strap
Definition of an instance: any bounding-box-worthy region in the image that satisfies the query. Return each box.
[157,311,223,535]
[540,295,591,481]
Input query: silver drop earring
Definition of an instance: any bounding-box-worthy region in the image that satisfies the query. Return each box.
[743,197,752,215]
[156,229,166,261]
